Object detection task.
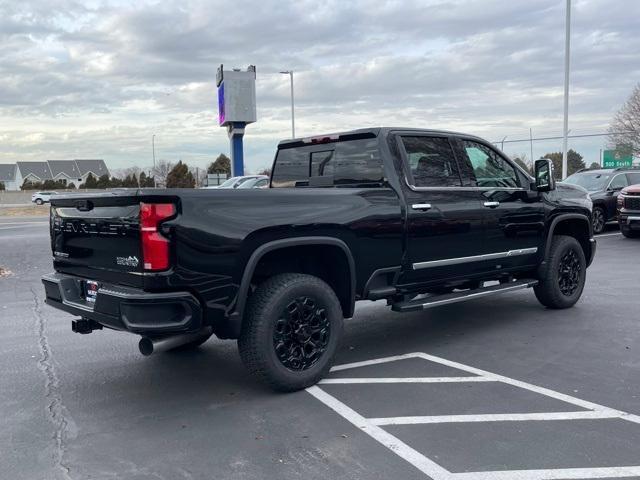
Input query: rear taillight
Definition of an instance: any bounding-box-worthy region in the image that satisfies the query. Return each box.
[140,203,175,271]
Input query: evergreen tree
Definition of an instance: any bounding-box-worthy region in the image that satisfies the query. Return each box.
[208,154,231,175]
[81,173,99,189]
[542,150,586,179]
[166,161,195,188]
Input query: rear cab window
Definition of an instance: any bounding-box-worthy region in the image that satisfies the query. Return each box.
[271,134,385,188]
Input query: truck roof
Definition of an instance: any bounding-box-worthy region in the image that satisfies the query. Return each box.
[277,127,488,147]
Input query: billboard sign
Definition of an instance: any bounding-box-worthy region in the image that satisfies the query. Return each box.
[216,65,257,127]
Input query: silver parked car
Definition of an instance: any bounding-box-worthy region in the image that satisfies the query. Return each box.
[31,191,58,205]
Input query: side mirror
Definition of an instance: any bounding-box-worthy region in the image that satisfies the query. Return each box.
[534,158,556,192]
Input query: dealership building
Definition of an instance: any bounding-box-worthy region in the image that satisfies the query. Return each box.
[0,159,109,191]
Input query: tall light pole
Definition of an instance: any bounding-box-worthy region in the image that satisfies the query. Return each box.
[562,0,572,179]
[151,134,157,187]
[280,70,295,138]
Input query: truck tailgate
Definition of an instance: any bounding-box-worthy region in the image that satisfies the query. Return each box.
[50,193,143,286]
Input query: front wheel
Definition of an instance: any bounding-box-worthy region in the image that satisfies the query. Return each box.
[35,199,44,205]
[592,206,606,234]
[534,235,586,309]
[238,273,343,392]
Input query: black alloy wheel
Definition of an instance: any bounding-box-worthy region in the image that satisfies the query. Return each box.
[273,296,330,371]
[557,248,581,297]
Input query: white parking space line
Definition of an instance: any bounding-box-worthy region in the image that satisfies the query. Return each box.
[308,352,640,480]
[329,352,429,372]
[0,221,48,226]
[320,377,494,384]
[369,410,622,426]
[306,385,453,480]
[412,352,640,424]
[451,466,640,480]
[596,232,623,237]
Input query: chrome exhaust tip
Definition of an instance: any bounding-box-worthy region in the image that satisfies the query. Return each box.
[138,328,212,356]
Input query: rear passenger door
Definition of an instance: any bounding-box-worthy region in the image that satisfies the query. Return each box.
[454,138,545,270]
[395,134,487,287]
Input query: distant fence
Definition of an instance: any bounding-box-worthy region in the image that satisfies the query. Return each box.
[0,189,103,205]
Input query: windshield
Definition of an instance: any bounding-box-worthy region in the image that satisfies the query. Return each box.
[564,172,611,191]
[233,177,254,187]
[237,178,257,188]
[218,177,239,188]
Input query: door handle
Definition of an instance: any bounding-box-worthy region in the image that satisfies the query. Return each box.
[411,203,432,211]
[484,201,500,208]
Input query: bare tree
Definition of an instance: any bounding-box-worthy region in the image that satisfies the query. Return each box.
[511,153,531,173]
[123,166,142,179]
[609,83,640,156]
[152,159,174,187]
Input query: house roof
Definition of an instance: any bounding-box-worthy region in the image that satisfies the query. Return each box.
[75,159,109,177]
[0,164,16,182]
[16,161,53,181]
[48,160,81,178]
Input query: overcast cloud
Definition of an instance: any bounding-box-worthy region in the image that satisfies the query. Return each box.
[1,0,639,172]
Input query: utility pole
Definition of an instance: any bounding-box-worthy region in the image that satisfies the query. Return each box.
[529,128,534,163]
[562,0,572,180]
[152,134,157,187]
[280,70,295,138]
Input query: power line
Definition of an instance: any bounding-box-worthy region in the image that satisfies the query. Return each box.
[493,131,632,146]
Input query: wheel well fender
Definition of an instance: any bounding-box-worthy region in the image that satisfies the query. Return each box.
[544,214,593,264]
[232,237,356,323]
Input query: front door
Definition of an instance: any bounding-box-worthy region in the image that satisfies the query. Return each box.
[455,138,545,271]
[394,134,486,288]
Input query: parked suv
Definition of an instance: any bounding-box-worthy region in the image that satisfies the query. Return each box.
[31,191,58,205]
[42,128,596,391]
[617,183,640,238]
[564,167,640,234]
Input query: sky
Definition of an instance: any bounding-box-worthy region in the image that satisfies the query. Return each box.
[1,0,639,174]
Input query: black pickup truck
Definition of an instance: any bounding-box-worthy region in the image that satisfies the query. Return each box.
[42,128,596,391]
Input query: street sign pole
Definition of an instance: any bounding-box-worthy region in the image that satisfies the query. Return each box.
[561,0,571,180]
[228,123,246,177]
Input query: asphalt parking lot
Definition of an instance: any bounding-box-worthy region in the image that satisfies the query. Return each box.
[1,216,639,480]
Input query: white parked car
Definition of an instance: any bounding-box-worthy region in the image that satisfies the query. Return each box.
[236,176,269,189]
[210,175,268,189]
[31,191,58,205]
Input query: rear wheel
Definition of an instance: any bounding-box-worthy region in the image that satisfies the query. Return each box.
[534,235,586,309]
[238,273,343,392]
[592,206,606,234]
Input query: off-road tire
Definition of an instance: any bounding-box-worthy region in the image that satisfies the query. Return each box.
[238,273,343,392]
[534,235,586,309]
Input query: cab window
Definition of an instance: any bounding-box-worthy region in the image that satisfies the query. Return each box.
[401,136,462,187]
[461,140,520,188]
